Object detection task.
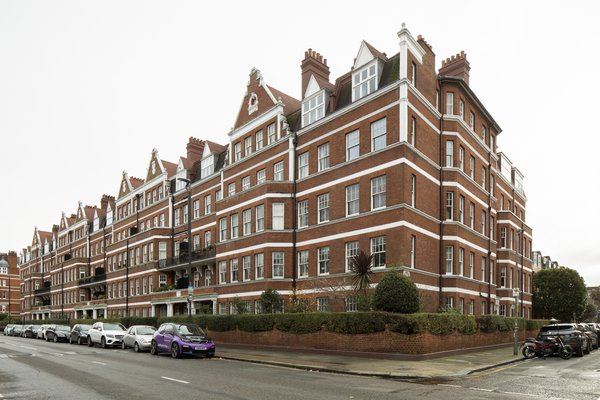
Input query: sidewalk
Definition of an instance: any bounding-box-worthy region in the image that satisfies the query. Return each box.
[216,344,525,380]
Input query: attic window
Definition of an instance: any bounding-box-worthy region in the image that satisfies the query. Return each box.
[352,61,377,102]
[201,155,214,178]
[302,91,325,127]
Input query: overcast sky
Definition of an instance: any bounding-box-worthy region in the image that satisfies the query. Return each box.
[1,0,598,285]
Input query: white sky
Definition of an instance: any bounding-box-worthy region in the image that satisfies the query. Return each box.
[1,0,598,285]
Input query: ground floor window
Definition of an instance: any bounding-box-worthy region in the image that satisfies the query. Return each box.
[317,297,329,312]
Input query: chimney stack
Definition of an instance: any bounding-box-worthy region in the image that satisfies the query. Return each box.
[301,48,330,99]
[439,51,470,85]
[186,137,204,164]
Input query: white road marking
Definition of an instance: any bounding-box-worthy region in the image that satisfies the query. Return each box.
[437,384,462,388]
[499,392,539,397]
[91,361,107,366]
[469,387,493,392]
[161,376,189,384]
[19,346,37,350]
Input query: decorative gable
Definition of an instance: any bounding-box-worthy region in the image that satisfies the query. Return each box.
[145,148,165,182]
[351,41,386,102]
[76,201,85,222]
[60,211,69,231]
[353,41,376,70]
[233,68,280,130]
[117,171,133,200]
[304,75,321,98]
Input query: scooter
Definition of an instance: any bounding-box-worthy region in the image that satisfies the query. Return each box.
[522,335,573,360]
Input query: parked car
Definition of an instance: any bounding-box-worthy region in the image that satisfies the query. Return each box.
[538,323,587,357]
[577,323,598,351]
[69,324,93,345]
[3,324,15,336]
[45,325,72,343]
[122,325,156,352]
[22,324,41,338]
[11,324,24,337]
[87,322,126,348]
[150,323,215,359]
[37,324,50,340]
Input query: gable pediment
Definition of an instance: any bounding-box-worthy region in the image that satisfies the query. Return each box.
[353,41,376,70]
[304,75,321,98]
[117,171,133,200]
[233,68,278,130]
[146,148,164,182]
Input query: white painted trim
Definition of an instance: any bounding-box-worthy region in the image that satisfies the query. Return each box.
[442,235,493,255]
[296,82,400,140]
[442,181,489,209]
[441,286,497,298]
[228,105,283,142]
[297,220,439,247]
[218,242,293,258]
[297,99,400,151]
[408,101,440,135]
[216,193,292,216]
[398,26,426,63]
[297,157,439,198]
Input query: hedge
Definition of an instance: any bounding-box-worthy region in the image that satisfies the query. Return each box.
[5,313,550,336]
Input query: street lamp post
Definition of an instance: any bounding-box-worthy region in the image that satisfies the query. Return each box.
[516,227,524,318]
[178,178,193,321]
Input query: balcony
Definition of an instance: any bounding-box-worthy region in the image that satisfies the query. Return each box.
[157,247,216,272]
[34,281,51,296]
[78,269,107,288]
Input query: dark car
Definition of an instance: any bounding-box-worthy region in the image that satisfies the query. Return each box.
[69,324,93,345]
[150,323,215,359]
[538,323,587,357]
[45,325,72,343]
[577,323,598,351]
[22,324,41,338]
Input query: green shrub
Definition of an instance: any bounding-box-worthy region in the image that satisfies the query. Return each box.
[237,314,275,332]
[206,315,236,332]
[372,271,419,313]
[275,313,326,334]
[386,313,427,334]
[325,312,386,334]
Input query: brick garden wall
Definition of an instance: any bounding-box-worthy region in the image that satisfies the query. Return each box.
[208,327,538,355]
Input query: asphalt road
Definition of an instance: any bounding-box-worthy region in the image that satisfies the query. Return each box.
[0,335,599,400]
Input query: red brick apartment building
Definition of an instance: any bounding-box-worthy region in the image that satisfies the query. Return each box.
[0,251,20,319]
[18,26,534,321]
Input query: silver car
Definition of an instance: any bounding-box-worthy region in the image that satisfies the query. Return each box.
[121,325,156,352]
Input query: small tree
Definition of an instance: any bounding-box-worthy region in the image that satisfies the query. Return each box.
[532,267,587,322]
[260,288,283,314]
[373,270,419,313]
[232,296,249,314]
[350,250,373,297]
[580,302,598,322]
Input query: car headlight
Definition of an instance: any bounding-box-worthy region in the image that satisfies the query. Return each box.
[106,334,115,338]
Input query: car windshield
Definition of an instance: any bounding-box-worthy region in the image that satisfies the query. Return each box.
[137,327,156,335]
[176,324,205,336]
[539,325,573,333]
[79,325,93,330]
[31,325,40,329]
[56,325,71,332]
[104,323,125,331]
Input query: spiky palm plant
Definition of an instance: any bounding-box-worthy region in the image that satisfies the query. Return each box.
[350,250,373,297]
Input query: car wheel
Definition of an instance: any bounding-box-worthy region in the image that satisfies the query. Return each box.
[134,343,140,353]
[53,336,58,343]
[587,341,592,353]
[101,337,107,349]
[88,337,94,347]
[77,337,82,345]
[69,337,73,344]
[150,341,158,356]
[171,343,180,359]
[45,335,49,342]
[121,341,126,350]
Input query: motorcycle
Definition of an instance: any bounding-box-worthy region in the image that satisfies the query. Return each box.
[522,336,573,360]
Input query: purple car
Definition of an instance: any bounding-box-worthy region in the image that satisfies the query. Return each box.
[150,323,215,359]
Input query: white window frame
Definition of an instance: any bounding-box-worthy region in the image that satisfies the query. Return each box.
[302,91,325,127]
[346,130,360,161]
[242,209,252,236]
[317,193,330,223]
[371,175,386,210]
[345,241,359,272]
[255,204,264,232]
[255,253,264,280]
[371,118,387,151]
[218,261,226,284]
[317,142,330,171]
[272,203,284,230]
[257,169,266,185]
[352,61,378,101]
[345,184,359,216]
[297,199,309,228]
[298,250,309,278]
[272,252,284,278]
[317,246,329,275]
[274,161,284,181]
[298,152,309,179]
[371,236,386,268]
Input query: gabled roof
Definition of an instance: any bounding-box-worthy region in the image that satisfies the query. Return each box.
[267,85,301,115]
[130,176,144,190]
[162,160,178,177]
[204,141,227,155]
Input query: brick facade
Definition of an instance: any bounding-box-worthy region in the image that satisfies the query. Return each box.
[17,26,533,321]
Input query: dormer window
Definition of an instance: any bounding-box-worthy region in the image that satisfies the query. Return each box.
[201,155,214,178]
[352,62,377,101]
[93,217,99,232]
[302,91,326,127]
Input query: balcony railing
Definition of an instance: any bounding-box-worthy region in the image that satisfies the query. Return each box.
[34,283,51,296]
[78,273,107,287]
[157,247,216,272]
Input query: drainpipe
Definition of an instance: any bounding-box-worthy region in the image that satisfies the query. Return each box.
[487,143,493,314]
[437,78,445,310]
[291,132,298,300]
